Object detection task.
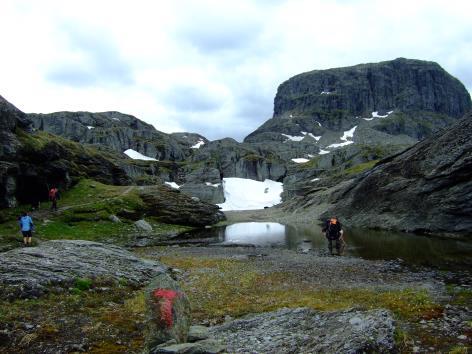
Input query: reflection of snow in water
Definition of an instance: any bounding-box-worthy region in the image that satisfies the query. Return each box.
[225,222,286,245]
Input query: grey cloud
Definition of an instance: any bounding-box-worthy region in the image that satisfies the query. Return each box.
[47,24,133,87]
[164,85,222,112]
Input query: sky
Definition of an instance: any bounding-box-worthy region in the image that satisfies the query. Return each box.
[1,0,471,141]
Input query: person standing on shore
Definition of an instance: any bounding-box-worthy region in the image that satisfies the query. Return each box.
[19,211,34,246]
[322,216,344,255]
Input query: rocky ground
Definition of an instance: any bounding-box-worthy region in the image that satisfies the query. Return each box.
[0,207,470,353]
[136,241,471,353]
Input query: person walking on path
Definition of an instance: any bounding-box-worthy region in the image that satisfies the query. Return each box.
[49,186,59,211]
[322,216,345,255]
[19,211,34,246]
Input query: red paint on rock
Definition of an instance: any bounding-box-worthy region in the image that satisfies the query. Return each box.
[152,288,181,328]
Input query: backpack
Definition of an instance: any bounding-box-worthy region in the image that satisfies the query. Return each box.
[49,188,57,199]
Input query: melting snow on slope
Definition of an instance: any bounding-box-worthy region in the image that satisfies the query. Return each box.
[124,149,158,161]
[291,158,310,163]
[364,111,394,121]
[281,133,305,142]
[191,139,205,149]
[217,178,283,211]
[326,126,357,149]
[165,182,180,189]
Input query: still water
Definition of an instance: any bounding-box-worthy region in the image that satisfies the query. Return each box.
[179,222,472,268]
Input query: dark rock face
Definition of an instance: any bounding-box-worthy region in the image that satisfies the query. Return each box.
[139,185,225,226]
[325,113,472,235]
[244,58,471,199]
[273,58,470,120]
[210,307,395,353]
[0,240,167,299]
[29,111,194,161]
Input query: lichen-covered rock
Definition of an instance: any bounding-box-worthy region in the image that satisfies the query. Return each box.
[210,307,395,353]
[144,274,191,352]
[151,339,225,354]
[135,219,153,231]
[139,185,225,227]
[0,240,167,299]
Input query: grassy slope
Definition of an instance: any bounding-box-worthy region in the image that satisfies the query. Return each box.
[0,178,191,250]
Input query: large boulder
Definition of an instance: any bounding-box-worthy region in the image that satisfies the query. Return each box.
[210,307,395,353]
[144,274,191,352]
[139,185,225,226]
[0,240,167,299]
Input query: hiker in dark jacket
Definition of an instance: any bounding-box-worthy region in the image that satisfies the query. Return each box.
[19,211,34,246]
[49,186,59,211]
[322,216,344,255]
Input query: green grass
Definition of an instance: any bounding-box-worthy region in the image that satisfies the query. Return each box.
[343,160,379,175]
[159,256,442,322]
[0,178,193,248]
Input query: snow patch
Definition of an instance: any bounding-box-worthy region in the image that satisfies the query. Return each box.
[291,158,310,163]
[205,182,220,188]
[311,178,320,182]
[217,178,283,211]
[165,182,180,189]
[308,133,321,141]
[326,126,357,149]
[320,91,332,95]
[191,139,205,149]
[340,126,357,141]
[319,149,330,155]
[281,133,305,142]
[112,117,120,121]
[124,149,158,161]
[87,126,94,130]
[327,141,354,148]
[364,110,394,121]
[314,121,322,127]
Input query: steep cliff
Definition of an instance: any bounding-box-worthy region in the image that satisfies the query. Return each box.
[322,113,472,235]
[245,58,471,151]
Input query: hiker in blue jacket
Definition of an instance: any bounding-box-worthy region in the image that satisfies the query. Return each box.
[19,212,34,246]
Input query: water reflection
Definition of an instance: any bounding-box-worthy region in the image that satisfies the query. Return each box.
[224,222,286,246]
[180,222,472,268]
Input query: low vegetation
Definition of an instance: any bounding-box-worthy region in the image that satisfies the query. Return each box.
[0,178,192,250]
[158,256,442,323]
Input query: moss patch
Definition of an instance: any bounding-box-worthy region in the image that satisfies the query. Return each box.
[159,256,441,322]
[0,283,146,353]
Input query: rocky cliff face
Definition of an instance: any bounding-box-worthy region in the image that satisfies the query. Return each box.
[246,58,471,151]
[29,111,203,161]
[245,58,471,198]
[322,113,472,235]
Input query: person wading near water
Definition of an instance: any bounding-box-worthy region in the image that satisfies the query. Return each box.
[322,216,344,255]
[19,211,34,247]
[49,186,59,211]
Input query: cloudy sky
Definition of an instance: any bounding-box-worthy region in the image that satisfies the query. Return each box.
[1,0,471,141]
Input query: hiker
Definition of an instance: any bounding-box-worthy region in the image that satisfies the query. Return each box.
[49,186,59,211]
[322,216,344,255]
[19,211,34,246]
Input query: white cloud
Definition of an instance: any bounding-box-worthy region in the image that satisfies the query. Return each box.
[0,0,471,141]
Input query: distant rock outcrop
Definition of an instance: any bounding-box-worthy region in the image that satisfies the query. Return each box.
[324,113,472,235]
[29,111,202,161]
